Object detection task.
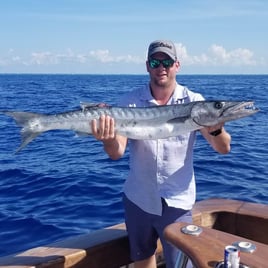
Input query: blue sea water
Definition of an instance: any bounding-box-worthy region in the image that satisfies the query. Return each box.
[0,74,267,257]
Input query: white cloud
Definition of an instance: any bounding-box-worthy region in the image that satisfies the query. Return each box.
[30,52,58,65]
[29,49,84,65]
[90,49,113,63]
[0,44,265,72]
[90,49,143,63]
[175,43,257,66]
[14,49,143,67]
[209,45,256,65]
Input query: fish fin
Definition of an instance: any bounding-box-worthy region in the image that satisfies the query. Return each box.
[80,102,109,111]
[80,102,99,111]
[3,111,41,127]
[2,111,43,153]
[15,131,42,154]
[167,116,189,123]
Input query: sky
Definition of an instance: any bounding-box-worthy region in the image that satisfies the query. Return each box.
[0,0,267,74]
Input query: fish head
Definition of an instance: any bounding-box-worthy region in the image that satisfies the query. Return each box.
[191,101,259,127]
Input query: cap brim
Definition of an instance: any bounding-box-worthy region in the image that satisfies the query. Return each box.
[148,48,176,61]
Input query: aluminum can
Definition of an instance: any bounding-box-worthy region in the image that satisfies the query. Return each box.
[224,245,240,268]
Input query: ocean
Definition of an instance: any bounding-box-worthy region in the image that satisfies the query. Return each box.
[0,74,267,257]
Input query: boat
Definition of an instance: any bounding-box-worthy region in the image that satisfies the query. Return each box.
[0,198,267,268]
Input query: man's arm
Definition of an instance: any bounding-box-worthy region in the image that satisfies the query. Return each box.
[91,115,128,160]
[200,123,231,154]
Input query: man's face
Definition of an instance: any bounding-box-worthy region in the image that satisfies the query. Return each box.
[146,52,179,88]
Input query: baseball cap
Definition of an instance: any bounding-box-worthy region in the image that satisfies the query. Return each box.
[147,40,177,61]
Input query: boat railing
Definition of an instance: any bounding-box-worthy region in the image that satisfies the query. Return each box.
[0,222,164,268]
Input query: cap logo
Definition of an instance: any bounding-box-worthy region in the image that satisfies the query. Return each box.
[150,42,173,50]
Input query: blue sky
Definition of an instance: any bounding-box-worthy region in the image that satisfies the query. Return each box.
[0,0,267,74]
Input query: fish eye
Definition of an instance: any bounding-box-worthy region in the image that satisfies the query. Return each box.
[214,102,224,109]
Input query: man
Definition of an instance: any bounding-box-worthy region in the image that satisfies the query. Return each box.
[91,40,231,268]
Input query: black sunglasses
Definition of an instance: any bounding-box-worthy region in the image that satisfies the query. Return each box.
[148,58,175,69]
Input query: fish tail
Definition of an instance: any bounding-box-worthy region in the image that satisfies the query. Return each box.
[16,130,41,154]
[2,111,43,153]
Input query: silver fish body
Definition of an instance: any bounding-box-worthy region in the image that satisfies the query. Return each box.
[1,101,259,152]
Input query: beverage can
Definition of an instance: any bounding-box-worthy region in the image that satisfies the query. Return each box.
[224,245,240,268]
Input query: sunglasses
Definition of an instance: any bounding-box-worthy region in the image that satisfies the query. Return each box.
[148,58,175,69]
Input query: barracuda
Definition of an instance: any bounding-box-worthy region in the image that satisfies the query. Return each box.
[1,101,259,153]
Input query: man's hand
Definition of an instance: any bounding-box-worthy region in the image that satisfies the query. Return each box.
[206,123,224,136]
[91,115,127,160]
[91,115,115,141]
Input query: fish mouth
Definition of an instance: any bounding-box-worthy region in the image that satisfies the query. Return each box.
[193,100,259,127]
[222,101,259,118]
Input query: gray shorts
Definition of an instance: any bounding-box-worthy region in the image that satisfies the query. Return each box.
[123,194,192,268]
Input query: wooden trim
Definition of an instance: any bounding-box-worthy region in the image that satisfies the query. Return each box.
[164,222,268,268]
[0,223,130,268]
[0,223,164,268]
[192,198,268,244]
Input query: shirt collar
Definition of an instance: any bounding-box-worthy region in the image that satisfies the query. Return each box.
[140,83,188,105]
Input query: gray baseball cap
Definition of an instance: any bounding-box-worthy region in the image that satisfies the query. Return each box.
[147,40,177,61]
